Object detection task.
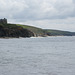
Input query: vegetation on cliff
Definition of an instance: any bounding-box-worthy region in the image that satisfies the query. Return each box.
[0,23,34,38]
[0,18,75,38]
[44,29,75,36]
[16,24,75,36]
[16,24,47,37]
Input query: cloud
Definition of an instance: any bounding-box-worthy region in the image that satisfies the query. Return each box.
[0,0,75,31]
[0,0,28,18]
[0,0,75,20]
[22,18,75,32]
[73,0,75,3]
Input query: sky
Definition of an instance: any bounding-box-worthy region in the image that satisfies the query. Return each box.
[0,0,75,32]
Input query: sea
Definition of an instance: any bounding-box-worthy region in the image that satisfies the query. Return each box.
[0,36,75,75]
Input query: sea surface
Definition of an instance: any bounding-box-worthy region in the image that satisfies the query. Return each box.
[0,36,75,75]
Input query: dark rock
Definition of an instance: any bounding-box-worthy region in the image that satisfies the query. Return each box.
[0,25,34,38]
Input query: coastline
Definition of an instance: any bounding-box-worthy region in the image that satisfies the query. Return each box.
[0,35,74,39]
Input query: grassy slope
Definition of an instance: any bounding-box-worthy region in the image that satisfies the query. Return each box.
[0,23,18,29]
[44,29,75,36]
[0,23,75,36]
[17,24,75,36]
[16,24,75,36]
[16,24,46,36]
[0,23,46,36]
[0,23,34,37]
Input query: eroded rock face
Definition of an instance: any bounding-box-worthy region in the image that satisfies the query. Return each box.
[0,18,34,38]
[0,25,34,38]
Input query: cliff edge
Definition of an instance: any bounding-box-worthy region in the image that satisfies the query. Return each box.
[0,18,34,38]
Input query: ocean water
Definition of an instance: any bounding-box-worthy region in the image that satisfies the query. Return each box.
[0,36,75,75]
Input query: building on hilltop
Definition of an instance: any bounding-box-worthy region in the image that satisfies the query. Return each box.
[0,18,7,24]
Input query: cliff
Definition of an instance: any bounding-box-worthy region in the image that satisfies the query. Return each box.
[0,18,75,38]
[0,20,34,38]
[16,24,47,37]
[16,24,75,36]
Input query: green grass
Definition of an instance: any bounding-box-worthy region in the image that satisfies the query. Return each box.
[0,23,17,28]
[16,24,46,36]
[0,23,75,36]
[44,29,74,36]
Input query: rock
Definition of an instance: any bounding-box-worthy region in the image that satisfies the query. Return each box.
[0,25,34,38]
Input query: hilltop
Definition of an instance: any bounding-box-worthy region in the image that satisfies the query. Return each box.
[0,18,34,38]
[0,18,75,38]
[16,24,75,36]
[44,29,75,36]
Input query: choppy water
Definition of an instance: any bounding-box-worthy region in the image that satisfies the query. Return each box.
[0,36,75,75]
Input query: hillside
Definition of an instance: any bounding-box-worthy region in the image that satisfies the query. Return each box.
[0,23,34,38]
[0,18,75,38]
[16,24,47,37]
[16,24,75,36]
[44,29,75,36]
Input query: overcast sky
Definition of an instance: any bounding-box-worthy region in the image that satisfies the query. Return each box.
[0,0,75,31]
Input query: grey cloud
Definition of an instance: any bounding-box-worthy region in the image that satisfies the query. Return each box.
[73,0,75,3]
[0,0,75,21]
[0,0,28,19]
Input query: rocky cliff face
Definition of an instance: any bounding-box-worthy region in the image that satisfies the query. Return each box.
[0,25,34,38]
[0,18,35,38]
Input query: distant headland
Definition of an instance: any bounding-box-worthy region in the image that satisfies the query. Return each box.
[0,18,75,38]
